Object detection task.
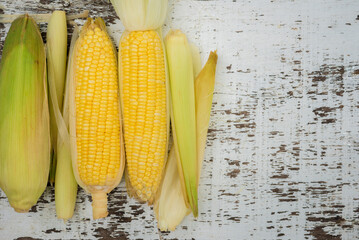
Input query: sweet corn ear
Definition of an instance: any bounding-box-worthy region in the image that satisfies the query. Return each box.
[0,15,50,212]
[113,0,170,204]
[69,18,125,219]
[119,29,169,203]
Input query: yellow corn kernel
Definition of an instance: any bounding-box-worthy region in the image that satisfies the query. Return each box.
[69,18,125,219]
[119,30,168,203]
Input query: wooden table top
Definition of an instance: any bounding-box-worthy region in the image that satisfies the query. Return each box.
[0,0,358,239]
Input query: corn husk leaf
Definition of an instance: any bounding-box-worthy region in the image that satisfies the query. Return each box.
[48,21,79,221]
[154,148,190,231]
[155,49,218,231]
[190,43,202,79]
[110,0,168,31]
[47,11,68,185]
[165,29,198,216]
[195,51,217,177]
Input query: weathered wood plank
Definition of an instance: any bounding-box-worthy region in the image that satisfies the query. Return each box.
[0,0,359,239]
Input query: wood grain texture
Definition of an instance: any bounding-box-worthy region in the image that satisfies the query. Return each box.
[1,0,359,239]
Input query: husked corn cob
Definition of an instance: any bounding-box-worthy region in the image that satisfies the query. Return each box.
[120,30,168,202]
[112,0,169,203]
[0,15,50,212]
[69,18,125,219]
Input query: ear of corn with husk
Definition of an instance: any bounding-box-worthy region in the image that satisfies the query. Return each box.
[154,32,218,230]
[110,0,170,204]
[46,11,78,221]
[68,18,125,219]
[0,14,51,212]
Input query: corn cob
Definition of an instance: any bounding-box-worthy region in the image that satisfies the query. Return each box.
[47,12,78,221]
[0,15,50,212]
[69,18,125,219]
[111,0,169,203]
[47,11,68,185]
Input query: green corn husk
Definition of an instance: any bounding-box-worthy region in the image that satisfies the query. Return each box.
[47,11,68,185]
[110,0,168,31]
[154,42,202,231]
[155,49,218,231]
[46,12,78,221]
[165,29,198,216]
[0,15,50,212]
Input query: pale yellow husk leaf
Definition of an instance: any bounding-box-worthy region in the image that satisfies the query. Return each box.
[154,48,218,231]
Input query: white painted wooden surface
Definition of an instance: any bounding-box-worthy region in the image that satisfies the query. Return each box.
[0,0,359,239]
